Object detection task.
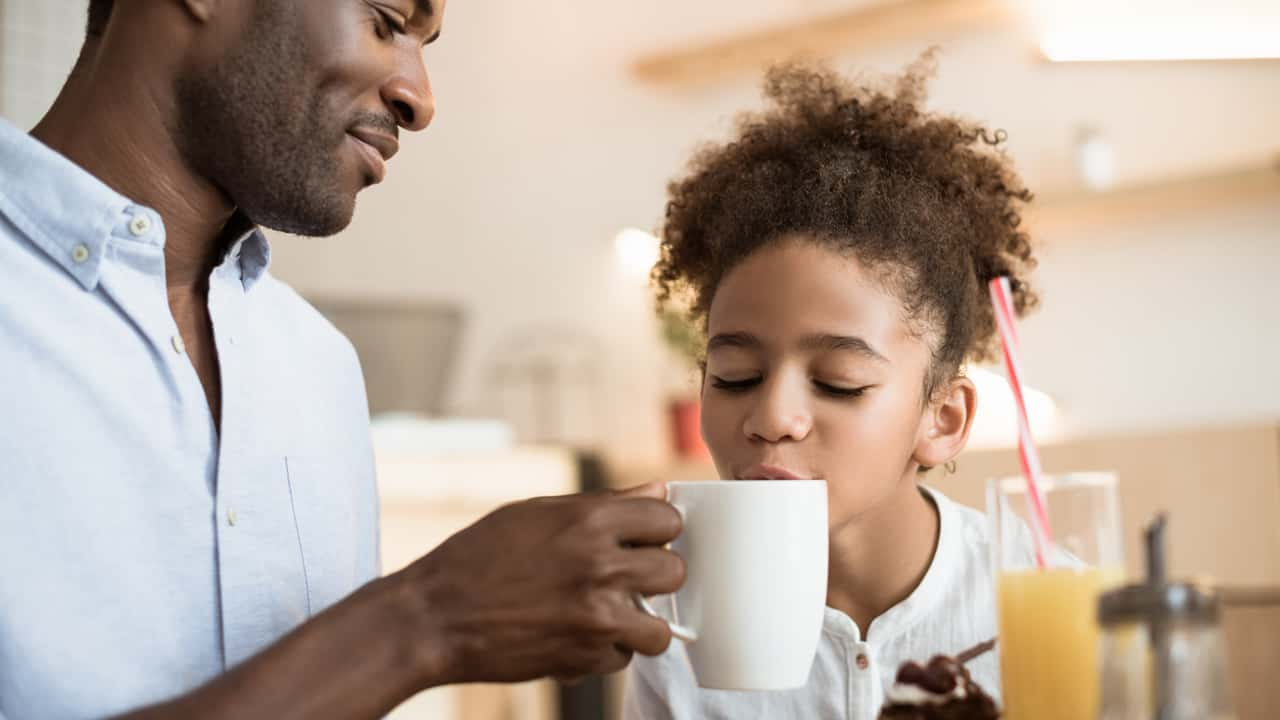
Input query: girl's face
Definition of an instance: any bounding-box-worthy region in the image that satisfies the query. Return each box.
[701,238,959,527]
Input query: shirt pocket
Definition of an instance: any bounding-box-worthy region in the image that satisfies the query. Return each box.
[285,455,378,614]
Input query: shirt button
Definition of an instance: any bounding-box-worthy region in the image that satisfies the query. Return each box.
[855,653,870,670]
[128,214,152,237]
[71,244,90,264]
[227,508,238,526]
[171,334,186,355]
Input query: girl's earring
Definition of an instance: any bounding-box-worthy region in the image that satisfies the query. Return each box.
[944,460,958,475]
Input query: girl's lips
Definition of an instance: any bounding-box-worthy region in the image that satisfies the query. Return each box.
[735,464,812,480]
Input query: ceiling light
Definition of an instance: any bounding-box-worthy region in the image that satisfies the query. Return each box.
[966,366,1063,450]
[1024,0,1280,62]
[1041,27,1280,62]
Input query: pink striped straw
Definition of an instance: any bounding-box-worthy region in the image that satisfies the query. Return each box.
[988,277,1053,569]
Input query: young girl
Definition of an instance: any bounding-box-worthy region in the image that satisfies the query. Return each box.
[625,57,1039,719]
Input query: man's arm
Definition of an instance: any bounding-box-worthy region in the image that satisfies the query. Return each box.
[116,575,425,719]
[111,484,684,720]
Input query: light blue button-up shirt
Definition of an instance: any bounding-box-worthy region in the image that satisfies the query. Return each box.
[0,120,380,720]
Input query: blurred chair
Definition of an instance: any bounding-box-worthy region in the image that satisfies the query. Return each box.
[311,299,464,417]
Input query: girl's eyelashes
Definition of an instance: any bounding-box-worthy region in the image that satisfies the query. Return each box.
[814,381,870,398]
[709,376,761,392]
[709,375,871,399]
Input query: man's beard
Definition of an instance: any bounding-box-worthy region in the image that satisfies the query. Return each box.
[173,8,357,237]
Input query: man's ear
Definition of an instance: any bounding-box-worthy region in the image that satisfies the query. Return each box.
[914,375,977,470]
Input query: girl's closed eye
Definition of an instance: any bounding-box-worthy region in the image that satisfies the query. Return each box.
[814,381,871,398]
[710,375,761,392]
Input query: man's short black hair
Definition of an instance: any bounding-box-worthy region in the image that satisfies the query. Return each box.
[87,0,113,38]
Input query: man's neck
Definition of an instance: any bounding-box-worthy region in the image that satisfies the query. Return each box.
[31,48,237,293]
[826,475,941,639]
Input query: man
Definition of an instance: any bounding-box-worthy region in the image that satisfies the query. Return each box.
[0,1,684,718]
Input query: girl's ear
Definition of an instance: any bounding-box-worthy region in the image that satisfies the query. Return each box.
[914,375,977,470]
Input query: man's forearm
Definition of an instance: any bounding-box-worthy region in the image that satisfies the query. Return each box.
[113,573,438,720]
[106,485,685,718]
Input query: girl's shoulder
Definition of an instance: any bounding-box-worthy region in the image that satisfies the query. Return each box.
[922,485,994,559]
[925,484,1059,571]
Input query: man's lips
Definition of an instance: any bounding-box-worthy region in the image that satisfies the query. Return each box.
[346,127,399,183]
[348,127,399,162]
[734,464,813,480]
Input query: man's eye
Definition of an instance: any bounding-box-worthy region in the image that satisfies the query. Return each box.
[373,10,403,39]
[710,376,761,392]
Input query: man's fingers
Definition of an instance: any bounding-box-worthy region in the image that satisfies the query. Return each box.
[616,481,667,501]
[616,547,685,597]
[559,644,636,681]
[615,607,677,658]
[596,645,636,676]
[598,498,682,546]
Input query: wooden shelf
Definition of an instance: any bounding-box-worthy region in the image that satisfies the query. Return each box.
[631,0,1012,87]
[1030,160,1280,237]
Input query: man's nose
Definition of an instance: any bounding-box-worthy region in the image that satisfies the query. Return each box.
[381,55,435,132]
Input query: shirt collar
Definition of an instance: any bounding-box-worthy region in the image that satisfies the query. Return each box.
[0,119,272,292]
[822,484,967,644]
[221,211,273,291]
[0,119,130,290]
[865,484,966,642]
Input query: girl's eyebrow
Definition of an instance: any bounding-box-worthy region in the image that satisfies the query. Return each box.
[707,332,888,363]
[798,333,888,363]
[707,332,759,351]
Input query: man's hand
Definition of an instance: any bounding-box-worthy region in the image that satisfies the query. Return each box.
[108,484,684,720]
[395,482,686,687]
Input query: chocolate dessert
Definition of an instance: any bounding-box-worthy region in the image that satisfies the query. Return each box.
[878,654,1000,720]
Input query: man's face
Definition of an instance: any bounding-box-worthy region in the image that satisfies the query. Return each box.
[174,0,445,236]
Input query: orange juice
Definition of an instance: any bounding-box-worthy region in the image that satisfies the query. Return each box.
[997,567,1123,720]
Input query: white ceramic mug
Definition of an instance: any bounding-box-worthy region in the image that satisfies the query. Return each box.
[637,479,829,690]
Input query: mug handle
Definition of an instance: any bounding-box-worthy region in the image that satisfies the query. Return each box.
[634,594,697,642]
[632,499,698,642]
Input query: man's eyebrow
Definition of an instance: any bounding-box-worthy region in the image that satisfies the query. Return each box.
[798,333,889,363]
[414,0,441,46]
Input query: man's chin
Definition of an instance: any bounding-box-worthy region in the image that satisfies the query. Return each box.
[245,194,357,238]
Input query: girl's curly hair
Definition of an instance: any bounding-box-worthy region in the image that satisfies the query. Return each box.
[653,54,1038,395]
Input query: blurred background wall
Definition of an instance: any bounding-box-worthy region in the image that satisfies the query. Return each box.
[4,0,1279,717]
[270,0,1280,468]
[6,0,1277,462]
